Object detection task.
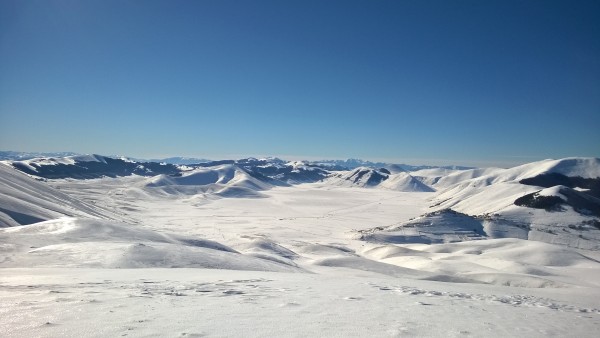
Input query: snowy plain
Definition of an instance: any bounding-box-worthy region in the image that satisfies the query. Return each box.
[1,160,600,337]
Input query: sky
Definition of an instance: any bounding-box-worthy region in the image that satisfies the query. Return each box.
[0,0,599,167]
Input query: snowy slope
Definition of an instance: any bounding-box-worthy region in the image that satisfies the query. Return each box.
[143,164,272,198]
[359,209,487,244]
[327,167,434,192]
[0,218,302,271]
[432,167,505,189]
[438,158,600,191]
[327,167,390,187]
[420,158,600,249]
[357,158,600,250]
[380,172,436,192]
[10,154,181,179]
[236,158,330,184]
[0,163,115,227]
[431,158,600,214]
[409,167,464,187]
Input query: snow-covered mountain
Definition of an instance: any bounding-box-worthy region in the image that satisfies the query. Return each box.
[6,154,335,185]
[142,164,273,198]
[430,158,600,214]
[359,209,487,244]
[146,157,211,165]
[5,153,479,188]
[234,158,331,184]
[411,167,502,188]
[312,158,473,171]
[327,167,390,187]
[9,154,181,179]
[360,157,600,250]
[327,167,435,192]
[0,163,117,227]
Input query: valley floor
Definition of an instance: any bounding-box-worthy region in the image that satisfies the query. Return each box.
[2,181,600,337]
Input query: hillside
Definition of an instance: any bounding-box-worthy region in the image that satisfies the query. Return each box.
[327,167,434,192]
[360,158,600,250]
[0,163,116,227]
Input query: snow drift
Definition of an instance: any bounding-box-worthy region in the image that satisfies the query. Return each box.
[0,163,114,227]
[0,218,302,272]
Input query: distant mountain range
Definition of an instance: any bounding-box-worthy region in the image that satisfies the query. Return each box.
[143,157,212,165]
[7,154,181,179]
[0,151,473,170]
[0,150,79,160]
[312,158,474,171]
[0,152,472,189]
[0,151,210,165]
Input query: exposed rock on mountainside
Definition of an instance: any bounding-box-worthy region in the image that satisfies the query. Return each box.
[327,167,435,192]
[10,154,180,179]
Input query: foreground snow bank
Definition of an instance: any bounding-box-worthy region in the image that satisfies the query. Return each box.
[1,268,599,338]
[0,218,302,272]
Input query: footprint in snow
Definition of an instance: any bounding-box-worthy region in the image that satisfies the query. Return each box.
[343,296,362,301]
[180,333,207,337]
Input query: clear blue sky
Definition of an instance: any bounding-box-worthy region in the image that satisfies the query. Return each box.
[1,0,598,167]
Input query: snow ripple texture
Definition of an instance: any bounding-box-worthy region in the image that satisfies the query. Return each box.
[370,283,600,314]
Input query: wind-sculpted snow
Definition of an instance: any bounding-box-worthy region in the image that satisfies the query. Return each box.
[432,167,505,189]
[0,163,116,227]
[0,218,302,272]
[358,237,600,287]
[234,237,300,267]
[370,283,600,313]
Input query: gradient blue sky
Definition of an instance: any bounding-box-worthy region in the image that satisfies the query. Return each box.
[1,0,599,167]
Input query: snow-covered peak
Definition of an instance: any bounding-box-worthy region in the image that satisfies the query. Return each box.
[328,167,390,187]
[326,167,434,192]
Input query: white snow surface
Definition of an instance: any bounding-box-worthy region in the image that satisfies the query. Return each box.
[380,172,436,192]
[537,185,568,200]
[1,158,600,337]
[432,167,505,189]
